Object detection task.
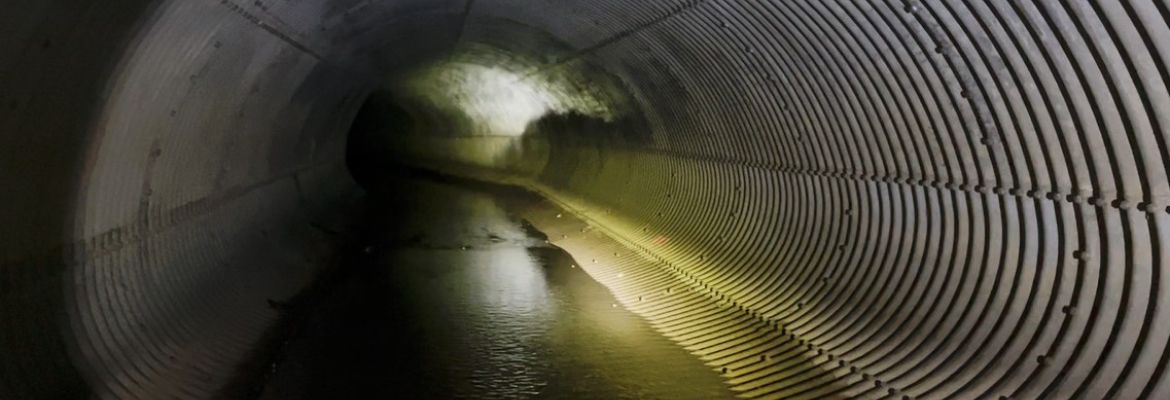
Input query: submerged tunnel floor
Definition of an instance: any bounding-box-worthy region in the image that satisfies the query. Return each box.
[255,171,734,399]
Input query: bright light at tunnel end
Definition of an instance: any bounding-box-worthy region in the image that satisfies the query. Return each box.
[400,53,619,138]
[438,64,556,137]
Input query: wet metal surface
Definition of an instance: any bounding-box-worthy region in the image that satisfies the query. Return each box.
[258,175,732,399]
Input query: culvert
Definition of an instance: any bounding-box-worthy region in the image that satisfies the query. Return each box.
[3,1,1170,399]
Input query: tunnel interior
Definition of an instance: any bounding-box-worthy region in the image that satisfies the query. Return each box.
[5,0,1170,399]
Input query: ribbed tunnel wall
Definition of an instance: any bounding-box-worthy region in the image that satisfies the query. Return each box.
[3,1,368,398]
[4,1,1170,399]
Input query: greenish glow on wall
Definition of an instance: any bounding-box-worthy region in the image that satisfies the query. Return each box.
[414,63,557,136]
[383,43,636,175]
[395,43,621,137]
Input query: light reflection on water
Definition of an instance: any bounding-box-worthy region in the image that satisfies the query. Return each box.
[260,176,731,399]
[465,248,553,396]
[384,243,729,399]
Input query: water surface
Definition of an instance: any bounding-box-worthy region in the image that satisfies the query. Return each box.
[259,175,732,399]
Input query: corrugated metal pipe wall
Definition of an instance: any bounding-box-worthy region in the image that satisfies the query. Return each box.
[3,1,1170,399]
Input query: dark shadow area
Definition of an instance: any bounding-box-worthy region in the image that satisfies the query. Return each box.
[346,90,417,189]
[1,3,164,397]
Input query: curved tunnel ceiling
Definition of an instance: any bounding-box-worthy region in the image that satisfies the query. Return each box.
[4,0,1170,399]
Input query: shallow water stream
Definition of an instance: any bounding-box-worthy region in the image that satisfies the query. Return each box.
[258,174,731,399]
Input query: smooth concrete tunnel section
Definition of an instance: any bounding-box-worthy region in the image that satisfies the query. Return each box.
[4,0,1170,399]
